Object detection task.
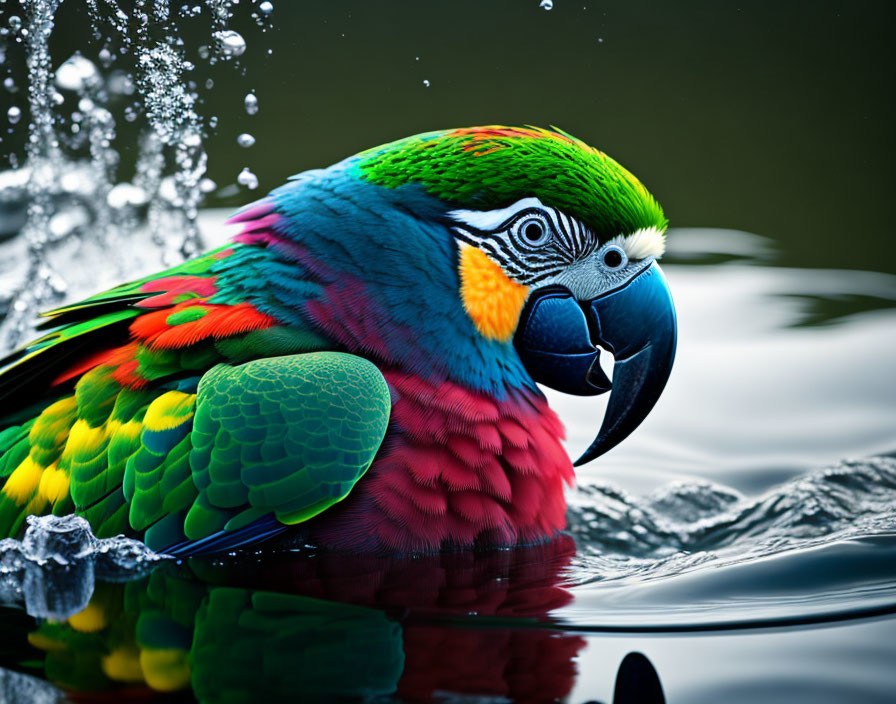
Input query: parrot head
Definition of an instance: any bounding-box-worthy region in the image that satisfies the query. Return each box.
[265,126,676,466]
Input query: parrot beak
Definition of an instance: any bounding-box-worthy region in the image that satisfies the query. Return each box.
[514,261,677,466]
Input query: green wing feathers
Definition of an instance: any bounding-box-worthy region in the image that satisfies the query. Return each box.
[0,353,392,551]
[185,353,392,541]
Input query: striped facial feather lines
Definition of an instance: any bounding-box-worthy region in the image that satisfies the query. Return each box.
[449,198,597,287]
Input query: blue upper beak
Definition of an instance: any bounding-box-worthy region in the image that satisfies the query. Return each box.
[513,261,677,466]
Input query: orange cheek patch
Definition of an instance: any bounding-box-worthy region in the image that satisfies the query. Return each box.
[458,245,530,342]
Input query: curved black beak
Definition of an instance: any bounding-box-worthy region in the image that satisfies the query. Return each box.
[514,261,677,466]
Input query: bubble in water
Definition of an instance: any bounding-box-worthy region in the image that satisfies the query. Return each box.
[200,177,217,193]
[98,47,113,67]
[55,53,101,92]
[244,92,258,115]
[237,167,258,189]
[213,30,247,58]
[259,1,274,15]
[7,15,22,31]
[7,106,21,124]
[539,0,554,8]
[237,132,255,148]
[422,79,430,87]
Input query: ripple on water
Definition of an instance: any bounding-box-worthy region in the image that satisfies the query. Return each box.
[563,456,896,629]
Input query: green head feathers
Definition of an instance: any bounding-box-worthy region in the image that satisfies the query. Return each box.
[357,125,667,240]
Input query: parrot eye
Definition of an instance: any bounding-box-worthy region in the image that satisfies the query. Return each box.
[599,244,628,271]
[511,213,552,249]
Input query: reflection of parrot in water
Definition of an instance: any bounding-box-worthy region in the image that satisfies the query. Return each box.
[9,540,586,702]
[0,126,676,554]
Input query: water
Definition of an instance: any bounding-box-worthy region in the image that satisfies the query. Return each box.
[0,2,895,702]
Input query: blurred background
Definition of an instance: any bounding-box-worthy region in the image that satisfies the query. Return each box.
[3,0,895,274]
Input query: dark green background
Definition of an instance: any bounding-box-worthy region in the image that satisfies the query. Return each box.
[4,1,895,273]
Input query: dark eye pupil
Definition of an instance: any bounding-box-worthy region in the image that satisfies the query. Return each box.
[603,249,623,268]
[523,222,544,242]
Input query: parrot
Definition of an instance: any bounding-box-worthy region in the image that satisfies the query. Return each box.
[0,125,677,555]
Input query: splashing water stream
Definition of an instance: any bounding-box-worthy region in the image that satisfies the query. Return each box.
[0,0,263,350]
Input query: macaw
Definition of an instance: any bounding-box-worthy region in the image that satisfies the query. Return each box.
[0,126,676,555]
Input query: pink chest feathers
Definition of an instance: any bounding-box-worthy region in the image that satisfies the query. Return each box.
[310,372,575,552]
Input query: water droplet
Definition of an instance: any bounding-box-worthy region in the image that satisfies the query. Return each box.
[237,133,255,148]
[208,115,219,129]
[183,131,202,148]
[158,176,179,203]
[200,177,217,193]
[197,45,210,60]
[55,53,100,92]
[237,167,258,190]
[7,106,21,124]
[539,0,554,8]
[422,79,430,87]
[98,48,113,67]
[123,105,138,122]
[3,77,15,92]
[106,70,135,96]
[213,30,246,58]
[258,1,274,15]
[205,78,214,89]
[244,92,258,115]
[7,15,22,31]
[107,183,149,209]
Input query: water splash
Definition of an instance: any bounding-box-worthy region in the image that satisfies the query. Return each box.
[0,515,165,620]
[0,0,270,351]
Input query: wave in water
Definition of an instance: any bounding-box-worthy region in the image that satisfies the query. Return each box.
[566,456,896,585]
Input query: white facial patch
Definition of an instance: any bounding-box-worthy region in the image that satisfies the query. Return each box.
[449,197,547,231]
[608,227,666,260]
